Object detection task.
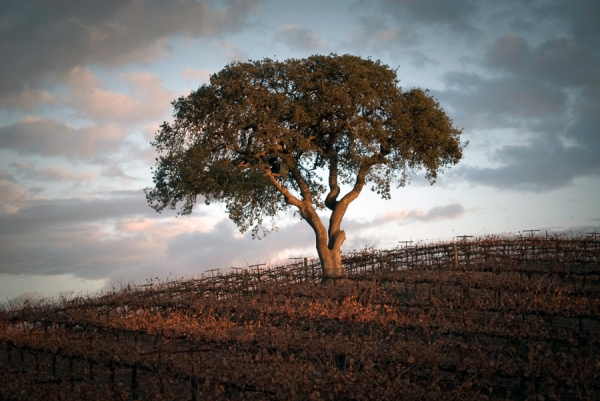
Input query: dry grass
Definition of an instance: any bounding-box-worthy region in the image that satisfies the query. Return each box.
[1,234,599,400]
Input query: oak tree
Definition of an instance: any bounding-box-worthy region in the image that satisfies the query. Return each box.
[146,54,465,279]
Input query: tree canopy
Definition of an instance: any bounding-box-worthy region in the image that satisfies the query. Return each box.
[146,54,465,278]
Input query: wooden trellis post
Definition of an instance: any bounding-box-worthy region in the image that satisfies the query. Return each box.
[453,244,458,268]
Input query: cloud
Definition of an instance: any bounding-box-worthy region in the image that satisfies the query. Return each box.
[276,25,326,52]
[12,162,97,183]
[183,68,212,83]
[382,0,476,24]
[446,107,600,191]
[166,220,305,270]
[381,204,466,224]
[0,225,160,279]
[0,89,54,111]
[440,106,598,192]
[0,117,126,160]
[0,185,400,282]
[441,72,568,127]
[438,26,600,191]
[484,34,599,88]
[344,14,441,69]
[453,115,600,192]
[414,204,466,221]
[531,0,600,47]
[0,174,31,211]
[345,15,418,51]
[0,191,177,278]
[0,0,260,105]
[108,215,347,286]
[0,189,313,280]
[0,191,156,235]
[211,40,250,62]
[61,68,175,124]
[484,33,529,72]
[376,0,479,36]
[344,203,465,231]
[406,51,439,68]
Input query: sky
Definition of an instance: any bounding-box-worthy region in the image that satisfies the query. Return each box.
[1,0,599,304]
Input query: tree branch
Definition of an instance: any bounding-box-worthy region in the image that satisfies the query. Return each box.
[289,164,314,205]
[338,162,373,207]
[327,161,376,249]
[324,156,339,211]
[262,165,303,208]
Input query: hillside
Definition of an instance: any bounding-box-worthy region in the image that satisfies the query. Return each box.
[1,234,599,400]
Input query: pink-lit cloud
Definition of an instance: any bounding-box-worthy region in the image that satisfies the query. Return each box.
[344,203,466,231]
[62,68,175,125]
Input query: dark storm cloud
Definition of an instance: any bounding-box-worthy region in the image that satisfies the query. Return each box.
[435,2,600,192]
[441,72,567,127]
[484,34,599,88]
[347,0,482,57]
[455,135,599,192]
[377,0,479,36]
[0,118,126,160]
[441,73,600,191]
[0,0,260,104]
[545,0,600,46]
[406,51,439,68]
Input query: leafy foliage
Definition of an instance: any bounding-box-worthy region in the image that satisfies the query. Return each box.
[146,54,465,238]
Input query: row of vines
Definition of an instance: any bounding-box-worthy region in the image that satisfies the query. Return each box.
[1,234,599,400]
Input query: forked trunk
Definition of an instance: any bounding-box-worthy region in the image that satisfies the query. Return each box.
[317,245,344,279]
[294,176,351,281]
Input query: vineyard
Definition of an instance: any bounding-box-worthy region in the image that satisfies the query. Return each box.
[1,233,599,400]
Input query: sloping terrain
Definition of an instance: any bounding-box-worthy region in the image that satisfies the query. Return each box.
[1,235,599,400]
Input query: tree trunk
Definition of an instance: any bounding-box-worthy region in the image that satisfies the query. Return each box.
[317,245,344,279]
[296,201,346,281]
[302,209,345,280]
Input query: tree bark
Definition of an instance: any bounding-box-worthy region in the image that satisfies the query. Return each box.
[295,203,345,280]
[317,243,344,279]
